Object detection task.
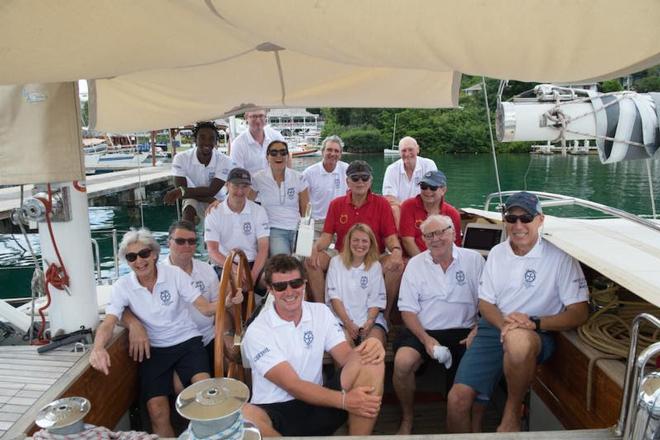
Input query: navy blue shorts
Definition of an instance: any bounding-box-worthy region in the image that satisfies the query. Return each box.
[255,369,347,436]
[454,318,555,400]
[139,336,209,401]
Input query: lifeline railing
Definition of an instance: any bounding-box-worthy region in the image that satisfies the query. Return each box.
[484,191,660,234]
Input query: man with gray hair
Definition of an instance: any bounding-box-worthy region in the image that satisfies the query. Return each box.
[382,136,437,226]
[393,214,484,434]
[302,135,349,237]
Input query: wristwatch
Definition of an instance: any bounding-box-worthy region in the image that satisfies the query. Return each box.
[530,316,541,331]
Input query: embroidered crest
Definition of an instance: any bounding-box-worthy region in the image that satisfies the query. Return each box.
[415,219,424,229]
[208,171,215,180]
[335,177,340,188]
[455,270,466,286]
[287,187,295,200]
[159,290,173,306]
[360,276,368,289]
[193,280,206,293]
[303,330,314,347]
[243,222,252,235]
[339,214,348,224]
[524,269,537,288]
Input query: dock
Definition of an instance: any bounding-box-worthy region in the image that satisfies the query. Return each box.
[0,166,172,225]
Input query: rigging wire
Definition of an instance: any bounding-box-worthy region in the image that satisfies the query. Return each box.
[645,160,657,219]
[482,77,504,208]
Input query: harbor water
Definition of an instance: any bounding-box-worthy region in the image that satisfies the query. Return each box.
[1,152,659,299]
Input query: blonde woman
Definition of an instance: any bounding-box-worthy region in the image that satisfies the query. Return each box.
[326,223,387,346]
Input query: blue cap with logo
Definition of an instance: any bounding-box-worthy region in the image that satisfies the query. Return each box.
[419,170,447,187]
[346,160,373,177]
[505,191,542,215]
[227,167,251,185]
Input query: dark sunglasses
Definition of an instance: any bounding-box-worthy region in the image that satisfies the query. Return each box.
[420,183,439,191]
[172,237,197,245]
[271,278,305,292]
[268,149,288,157]
[125,248,152,262]
[504,213,536,224]
[349,174,371,182]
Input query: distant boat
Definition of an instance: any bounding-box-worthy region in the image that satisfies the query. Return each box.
[384,113,400,156]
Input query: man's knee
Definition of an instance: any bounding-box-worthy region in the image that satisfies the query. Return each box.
[242,404,274,431]
[503,330,541,364]
[146,396,170,423]
[447,384,477,414]
[393,348,421,378]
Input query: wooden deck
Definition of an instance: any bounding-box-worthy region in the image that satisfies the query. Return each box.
[0,329,137,438]
[0,165,172,220]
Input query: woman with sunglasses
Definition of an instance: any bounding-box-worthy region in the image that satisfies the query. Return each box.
[326,223,387,347]
[90,228,218,437]
[251,140,310,256]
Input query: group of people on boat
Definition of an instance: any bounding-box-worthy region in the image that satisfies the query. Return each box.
[89,112,590,437]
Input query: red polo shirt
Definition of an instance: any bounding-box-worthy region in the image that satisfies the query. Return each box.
[323,191,397,253]
[399,195,462,252]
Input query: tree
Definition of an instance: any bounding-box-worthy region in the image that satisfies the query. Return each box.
[600,79,623,93]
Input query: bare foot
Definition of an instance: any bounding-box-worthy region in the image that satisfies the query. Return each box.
[496,417,521,432]
[396,419,413,435]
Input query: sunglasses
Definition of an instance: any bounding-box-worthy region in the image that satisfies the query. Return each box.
[172,237,197,246]
[268,149,288,157]
[420,183,439,191]
[125,248,152,262]
[422,224,452,240]
[271,278,305,292]
[349,174,371,182]
[504,213,536,224]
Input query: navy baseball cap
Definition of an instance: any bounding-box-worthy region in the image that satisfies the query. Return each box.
[505,192,542,215]
[419,170,447,187]
[227,167,251,185]
[346,160,373,177]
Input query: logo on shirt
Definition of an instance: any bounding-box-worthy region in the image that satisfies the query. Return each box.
[524,269,537,288]
[339,214,348,224]
[159,290,173,306]
[243,222,252,235]
[415,219,423,229]
[192,280,206,294]
[287,187,295,200]
[335,177,340,188]
[360,276,368,289]
[303,330,314,347]
[208,171,215,180]
[253,347,270,363]
[455,270,466,286]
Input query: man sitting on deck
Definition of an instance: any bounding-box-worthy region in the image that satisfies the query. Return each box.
[305,160,404,320]
[163,121,235,223]
[382,136,437,228]
[241,255,385,436]
[446,191,589,433]
[399,170,462,257]
[393,214,484,434]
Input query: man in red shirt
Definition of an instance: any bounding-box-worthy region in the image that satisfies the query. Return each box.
[306,160,404,320]
[399,170,462,257]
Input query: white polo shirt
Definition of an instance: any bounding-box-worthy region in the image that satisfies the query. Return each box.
[106,263,201,347]
[204,199,270,262]
[382,157,437,201]
[171,148,235,201]
[398,247,485,330]
[164,257,219,346]
[479,238,588,316]
[326,256,386,327]
[302,161,349,220]
[243,302,346,404]
[230,126,284,175]
[252,167,308,230]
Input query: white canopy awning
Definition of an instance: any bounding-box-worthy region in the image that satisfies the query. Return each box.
[1,0,658,132]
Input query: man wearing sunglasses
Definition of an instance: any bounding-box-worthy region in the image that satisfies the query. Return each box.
[306,160,404,321]
[164,121,235,224]
[230,109,285,175]
[394,215,484,435]
[382,136,437,227]
[399,170,462,257]
[447,192,589,433]
[242,255,385,436]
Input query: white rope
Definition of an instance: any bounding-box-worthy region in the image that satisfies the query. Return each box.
[33,425,158,440]
[482,77,504,208]
[646,160,657,219]
[185,415,245,440]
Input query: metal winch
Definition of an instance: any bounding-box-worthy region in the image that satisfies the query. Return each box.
[176,377,259,440]
[35,396,90,435]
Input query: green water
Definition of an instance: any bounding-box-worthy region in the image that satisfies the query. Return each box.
[1,153,659,299]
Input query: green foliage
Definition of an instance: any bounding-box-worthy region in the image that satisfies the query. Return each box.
[80,100,89,127]
[634,76,660,93]
[600,79,623,92]
[341,128,386,153]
